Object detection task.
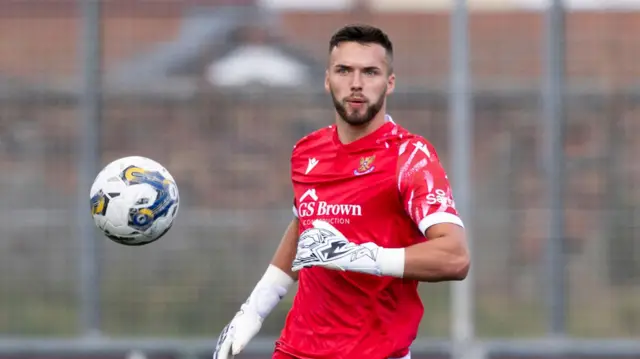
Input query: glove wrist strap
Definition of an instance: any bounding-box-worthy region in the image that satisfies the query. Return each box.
[242,264,294,319]
[377,248,405,278]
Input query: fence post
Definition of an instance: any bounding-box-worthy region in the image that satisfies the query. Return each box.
[449,0,475,358]
[542,0,568,337]
[77,0,104,338]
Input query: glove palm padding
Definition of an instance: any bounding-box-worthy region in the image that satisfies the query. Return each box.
[214,306,263,359]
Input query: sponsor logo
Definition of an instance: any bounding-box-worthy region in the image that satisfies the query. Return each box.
[426,189,455,208]
[297,188,362,226]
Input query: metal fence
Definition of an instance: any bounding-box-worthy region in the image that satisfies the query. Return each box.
[0,2,639,359]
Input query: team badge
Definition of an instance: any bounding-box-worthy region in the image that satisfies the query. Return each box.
[354,155,376,176]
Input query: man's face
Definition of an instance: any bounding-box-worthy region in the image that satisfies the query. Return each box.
[325,41,395,126]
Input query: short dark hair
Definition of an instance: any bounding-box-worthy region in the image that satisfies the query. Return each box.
[329,24,394,60]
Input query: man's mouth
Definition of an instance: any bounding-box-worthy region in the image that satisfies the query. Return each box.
[346,98,366,109]
[347,101,365,110]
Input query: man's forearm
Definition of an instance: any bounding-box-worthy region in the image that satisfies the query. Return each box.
[376,224,470,282]
[270,218,300,281]
[401,235,470,282]
[291,220,469,282]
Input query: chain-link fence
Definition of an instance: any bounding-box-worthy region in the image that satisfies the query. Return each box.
[0,1,639,358]
[1,86,638,337]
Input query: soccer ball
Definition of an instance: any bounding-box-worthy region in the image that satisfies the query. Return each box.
[89,156,180,246]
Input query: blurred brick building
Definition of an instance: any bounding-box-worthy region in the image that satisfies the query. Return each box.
[0,1,639,84]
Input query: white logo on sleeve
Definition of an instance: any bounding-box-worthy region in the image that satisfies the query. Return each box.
[306,158,319,174]
[426,189,454,207]
[414,141,431,158]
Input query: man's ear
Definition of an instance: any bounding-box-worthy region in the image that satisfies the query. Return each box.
[386,73,396,96]
[324,70,330,93]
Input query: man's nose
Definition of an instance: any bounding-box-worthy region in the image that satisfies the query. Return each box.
[350,73,363,91]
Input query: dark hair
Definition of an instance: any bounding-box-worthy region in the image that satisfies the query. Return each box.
[329,24,394,60]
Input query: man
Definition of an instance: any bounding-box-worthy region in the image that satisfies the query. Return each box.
[213,24,470,359]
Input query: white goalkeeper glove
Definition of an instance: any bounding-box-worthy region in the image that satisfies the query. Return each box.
[291,220,405,278]
[213,265,293,359]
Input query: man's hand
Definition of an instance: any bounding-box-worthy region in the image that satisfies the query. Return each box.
[213,264,293,359]
[213,306,263,359]
[291,220,405,277]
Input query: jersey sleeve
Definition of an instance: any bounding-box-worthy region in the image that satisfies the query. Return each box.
[291,143,299,218]
[397,139,464,235]
[292,197,299,218]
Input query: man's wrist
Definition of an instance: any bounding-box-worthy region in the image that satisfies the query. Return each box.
[376,247,405,278]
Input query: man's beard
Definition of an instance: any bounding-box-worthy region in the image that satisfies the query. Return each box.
[331,89,385,126]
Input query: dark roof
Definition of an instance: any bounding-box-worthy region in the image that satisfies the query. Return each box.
[107,6,324,87]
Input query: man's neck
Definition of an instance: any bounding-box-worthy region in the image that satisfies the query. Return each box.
[336,113,387,145]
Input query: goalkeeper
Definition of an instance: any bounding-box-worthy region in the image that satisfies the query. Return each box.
[213,24,470,359]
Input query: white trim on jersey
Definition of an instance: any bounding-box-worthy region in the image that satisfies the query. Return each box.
[292,205,298,218]
[385,113,395,123]
[418,212,464,234]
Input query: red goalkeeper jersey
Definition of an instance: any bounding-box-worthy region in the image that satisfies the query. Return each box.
[276,116,463,359]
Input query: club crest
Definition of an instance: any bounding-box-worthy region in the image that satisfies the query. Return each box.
[354,155,376,176]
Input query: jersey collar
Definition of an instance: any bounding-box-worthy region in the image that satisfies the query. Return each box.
[332,114,396,153]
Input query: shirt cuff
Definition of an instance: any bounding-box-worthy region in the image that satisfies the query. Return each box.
[418,212,464,234]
